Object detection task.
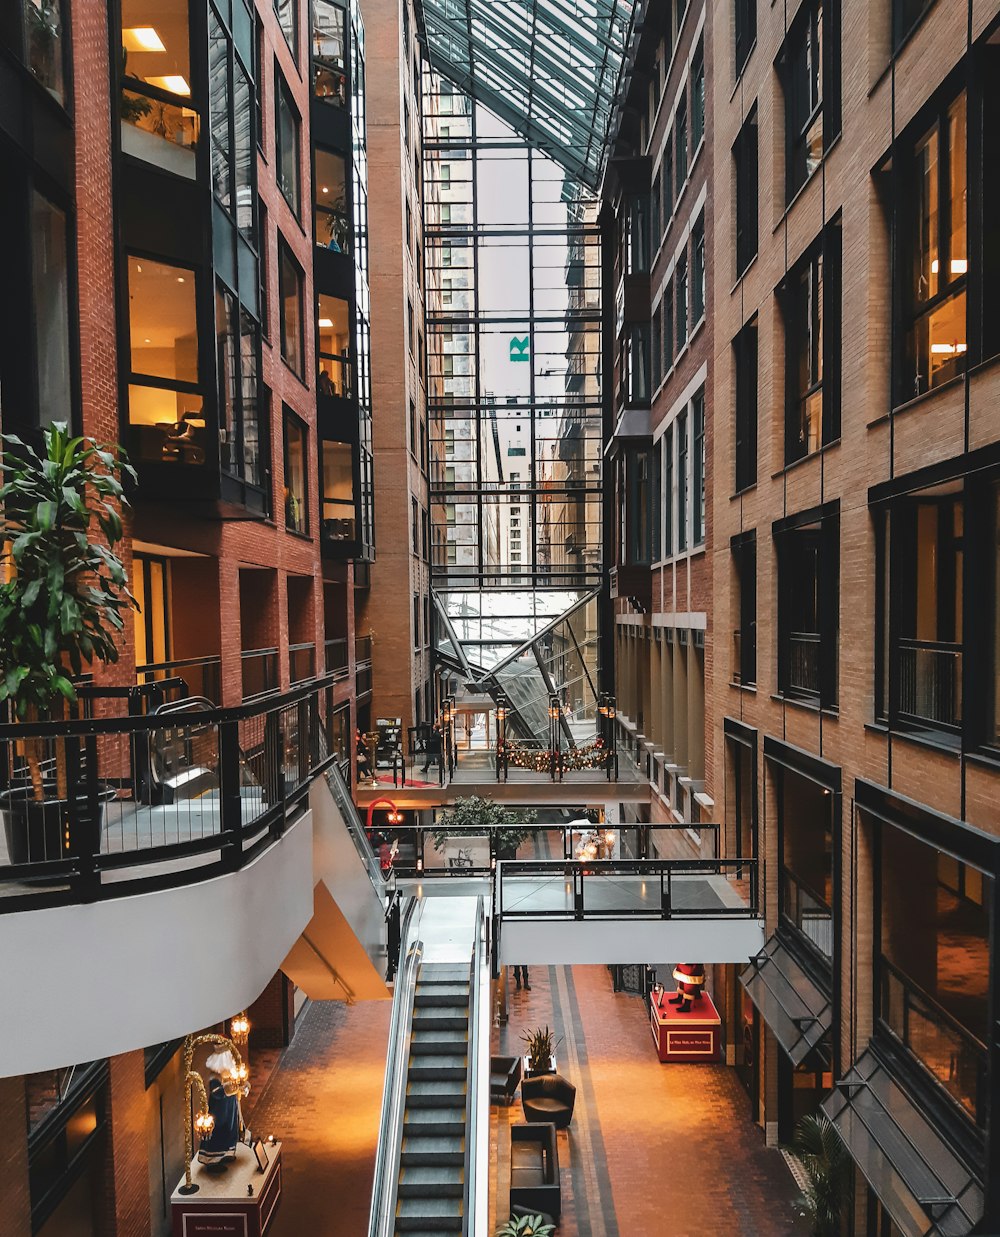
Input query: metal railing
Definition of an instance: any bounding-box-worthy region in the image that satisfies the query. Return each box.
[495,857,760,921]
[355,634,373,666]
[788,631,821,697]
[369,898,422,1237]
[780,869,833,961]
[324,637,349,678]
[288,642,316,685]
[0,676,343,911]
[324,761,386,896]
[241,647,280,701]
[897,638,962,729]
[137,656,222,705]
[464,895,489,1235]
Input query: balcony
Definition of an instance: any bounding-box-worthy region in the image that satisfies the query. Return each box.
[609,564,653,610]
[289,642,317,685]
[137,655,222,705]
[897,638,962,732]
[787,631,821,699]
[325,637,350,678]
[242,647,280,701]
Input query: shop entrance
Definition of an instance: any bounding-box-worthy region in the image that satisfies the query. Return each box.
[777,1035,833,1141]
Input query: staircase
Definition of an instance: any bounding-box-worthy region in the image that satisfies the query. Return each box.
[395,962,472,1234]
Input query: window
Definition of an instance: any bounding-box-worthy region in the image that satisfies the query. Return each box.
[734,106,758,277]
[778,767,834,963]
[776,509,839,706]
[13,0,68,102]
[781,1,840,203]
[664,279,674,374]
[29,193,72,428]
[676,410,688,552]
[127,255,205,465]
[897,91,968,403]
[275,67,301,215]
[315,148,349,252]
[283,411,308,533]
[692,212,706,323]
[312,0,347,106]
[735,0,756,77]
[664,140,674,224]
[626,325,650,403]
[321,440,355,540]
[692,389,705,545]
[274,0,297,59]
[259,203,269,335]
[407,296,414,353]
[733,533,757,685]
[652,304,662,391]
[317,293,351,395]
[216,285,265,486]
[734,318,758,493]
[412,498,419,553]
[675,253,688,353]
[691,40,705,149]
[674,96,688,200]
[121,0,197,174]
[893,0,933,49]
[782,223,841,463]
[876,820,992,1126]
[651,175,661,251]
[409,399,417,455]
[663,430,673,555]
[278,238,303,376]
[626,195,650,274]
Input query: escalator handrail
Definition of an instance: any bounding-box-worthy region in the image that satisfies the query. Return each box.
[463,895,490,1235]
[369,897,422,1237]
[324,758,386,896]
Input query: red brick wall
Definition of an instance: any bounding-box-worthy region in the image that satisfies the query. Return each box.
[100,1051,153,1237]
[0,1079,31,1236]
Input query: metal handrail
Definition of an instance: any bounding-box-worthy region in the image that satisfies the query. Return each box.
[369,898,422,1237]
[324,760,386,895]
[463,895,489,1235]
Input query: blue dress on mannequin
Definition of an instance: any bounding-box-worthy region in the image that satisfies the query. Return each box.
[198,1077,241,1166]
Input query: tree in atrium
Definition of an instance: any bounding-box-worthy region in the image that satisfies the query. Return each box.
[432,794,536,860]
[787,1115,852,1237]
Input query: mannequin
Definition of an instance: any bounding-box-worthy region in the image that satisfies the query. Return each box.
[669,962,706,1014]
[197,1050,248,1168]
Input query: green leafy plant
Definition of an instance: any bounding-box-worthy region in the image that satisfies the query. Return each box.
[785,1114,852,1237]
[432,794,536,859]
[0,422,136,798]
[518,1025,561,1073]
[496,1214,555,1237]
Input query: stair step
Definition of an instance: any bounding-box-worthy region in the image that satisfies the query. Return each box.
[418,964,470,980]
[410,1029,468,1054]
[396,1196,463,1230]
[397,1165,464,1198]
[414,984,470,1006]
[408,1054,467,1079]
[399,1135,465,1166]
[403,1109,466,1137]
[412,1012,468,1031]
[406,1079,467,1108]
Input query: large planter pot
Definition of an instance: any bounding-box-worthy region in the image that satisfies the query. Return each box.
[523,1054,557,1078]
[0,783,116,865]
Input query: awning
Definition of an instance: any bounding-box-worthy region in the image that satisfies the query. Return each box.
[739,934,831,1066]
[823,1050,984,1237]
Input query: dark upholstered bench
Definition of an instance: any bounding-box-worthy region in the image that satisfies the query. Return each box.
[509,1122,561,1220]
[521,1073,577,1129]
[491,1055,523,1105]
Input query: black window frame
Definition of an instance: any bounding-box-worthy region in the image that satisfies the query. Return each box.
[282,405,309,534]
[692,211,706,324]
[274,63,302,217]
[734,316,758,493]
[735,0,756,78]
[274,0,299,62]
[691,39,706,150]
[692,387,705,546]
[277,234,304,377]
[732,531,757,685]
[775,506,840,708]
[734,105,759,278]
[676,409,688,552]
[780,0,842,204]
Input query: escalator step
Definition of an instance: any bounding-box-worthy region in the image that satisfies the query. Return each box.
[410,1029,469,1054]
[403,1110,466,1136]
[399,1135,464,1165]
[397,1165,464,1198]
[407,1054,467,1079]
[414,984,470,1006]
[411,1012,468,1031]
[396,1196,463,1230]
[406,1079,466,1107]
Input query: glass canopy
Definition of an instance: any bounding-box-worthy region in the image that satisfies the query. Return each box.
[419,0,637,188]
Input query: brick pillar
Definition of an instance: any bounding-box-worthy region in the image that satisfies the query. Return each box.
[0,1078,31,1236]
[248,972,294,1049]
[100,1051,152,1237]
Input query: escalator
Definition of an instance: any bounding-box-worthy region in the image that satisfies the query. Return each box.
[370,898,489,1237]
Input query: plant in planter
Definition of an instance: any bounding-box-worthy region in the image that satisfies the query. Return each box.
[432,795,536,860]
[785,1114,852,1237]
[496,1214,555,1237]
[519,1025,561,1076]
[0,423,137,862]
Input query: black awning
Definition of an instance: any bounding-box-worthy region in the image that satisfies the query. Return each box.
[739,934,831,1066]
[823,1049,984,1237]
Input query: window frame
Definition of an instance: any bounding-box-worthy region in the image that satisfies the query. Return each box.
[775,507,840,708]
[282,406,309,535]
[274,63,302,217]
[277,235,305,377]
[734,317,758,493]
[734,105,759,278]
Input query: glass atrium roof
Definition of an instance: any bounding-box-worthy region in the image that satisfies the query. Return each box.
[419,0,637,188]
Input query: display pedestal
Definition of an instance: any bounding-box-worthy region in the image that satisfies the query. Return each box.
[650,990,721,1062]
[171,1141,282,1237]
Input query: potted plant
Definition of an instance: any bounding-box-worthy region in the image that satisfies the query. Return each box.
[432,795,536,861]
[785,1114,852,1237]
[519,1025,561,1077]
[0,423,136,863]
[496,1215,555,1237]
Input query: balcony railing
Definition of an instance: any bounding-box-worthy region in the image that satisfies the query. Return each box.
[355,635,373,666]
[897,638,962,730]
[325,638,349,678]
[137,656,222,705]
[780,869,833,961]
[289,643,316,685]
[0,677,343,910]
[787,631,821,698]
[241,648,280,702]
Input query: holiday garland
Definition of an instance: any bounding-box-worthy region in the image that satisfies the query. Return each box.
[500,738,610,772]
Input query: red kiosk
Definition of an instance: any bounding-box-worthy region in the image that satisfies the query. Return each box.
[649,966,722,1063]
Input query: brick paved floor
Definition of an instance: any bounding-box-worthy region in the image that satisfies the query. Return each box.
[248,997,391,1236]
[494,965,809,1237]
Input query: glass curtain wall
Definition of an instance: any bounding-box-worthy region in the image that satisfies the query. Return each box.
[423,76,603,740]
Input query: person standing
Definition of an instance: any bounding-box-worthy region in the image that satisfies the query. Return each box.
[422,724,443,775]
[512,965,530,991]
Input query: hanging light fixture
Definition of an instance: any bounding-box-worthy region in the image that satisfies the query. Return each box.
[230,1012,250,1045]
[194,1109,215,1138]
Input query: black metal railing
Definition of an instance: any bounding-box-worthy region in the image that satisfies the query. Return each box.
[137,656,222,705]
[355,634,373,666]
[897,638,962,729]
[780,869,833,962]
[324,637,349,678]
[788,631,821,697]
[0,676,343,911]
[241,647,280,701]
[495,857,759,921]
[289,642,316,685]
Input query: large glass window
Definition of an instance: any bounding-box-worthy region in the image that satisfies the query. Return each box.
[675,253,688,351]
[692,212,706,324]
[734,106,758,277]
[691,40,705,149]
[676,409,688,552]
[314,148,350,253]
[321,440,355,540]
[31,192,71,429]
[734,317,758,493]
[312,0,347,103]
[733,534,757,685]
[898,92,967,402]
[878,822,991,1126]
[216,285,265,487]
[735,0,756,77]
[121,0,198,176]
[275,67,301,216]
[208,10,230,204]
[782,1,840,202]
[779,768,834,963]
[317,293,352,396]
[275,0,297,60]
[283,411,308,533]
[777,513,839,707]
[20,0,67,102]
[278,239,304,376]
[692,388,705,546]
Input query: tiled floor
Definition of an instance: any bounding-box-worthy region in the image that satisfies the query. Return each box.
[247,997,391,1236]
[493,965,810,1237]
